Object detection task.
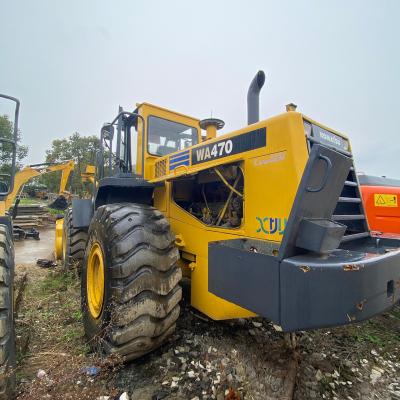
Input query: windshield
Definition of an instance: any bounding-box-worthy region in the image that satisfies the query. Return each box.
[148,116,198,156]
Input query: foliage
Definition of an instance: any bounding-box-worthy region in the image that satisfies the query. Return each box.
[0,114,28,175]
[38,132,100,196]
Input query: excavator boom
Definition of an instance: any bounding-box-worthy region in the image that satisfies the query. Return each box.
[5,160,75,210]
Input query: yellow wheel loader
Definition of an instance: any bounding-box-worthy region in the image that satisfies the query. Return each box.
[62,71,400,362]
[0,94,20,399]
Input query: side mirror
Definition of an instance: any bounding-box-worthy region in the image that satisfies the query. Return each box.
[101,123,114,141]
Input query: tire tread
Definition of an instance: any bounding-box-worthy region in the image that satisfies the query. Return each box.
[82,203,181,362]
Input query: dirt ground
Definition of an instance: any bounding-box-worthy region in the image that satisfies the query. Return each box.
[13,227,400,400]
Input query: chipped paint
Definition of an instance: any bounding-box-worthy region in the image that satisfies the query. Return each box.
[356,299,367,311]
[343,264,360,271]
[299,265,311,273]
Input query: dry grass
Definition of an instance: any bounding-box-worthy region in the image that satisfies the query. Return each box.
[15,266,122,399]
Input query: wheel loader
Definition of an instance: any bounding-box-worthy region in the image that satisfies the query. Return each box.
[56,71,400,363]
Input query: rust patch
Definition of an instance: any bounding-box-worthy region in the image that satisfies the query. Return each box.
[356,299,367,311]
[343,264,360,271]
[299,265,311,273]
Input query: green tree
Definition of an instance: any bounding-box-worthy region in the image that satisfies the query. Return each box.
[39,132,100,195]
[0,114,28,175]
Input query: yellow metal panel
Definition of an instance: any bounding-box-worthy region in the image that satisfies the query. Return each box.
[153,185,167,212]
[54,218,63,260]
[245,114,308,242]
[170,214,255,319]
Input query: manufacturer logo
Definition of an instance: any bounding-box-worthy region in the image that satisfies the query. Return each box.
[256,217,287,235]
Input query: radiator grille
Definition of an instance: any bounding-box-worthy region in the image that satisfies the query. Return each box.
[155,159,167,178]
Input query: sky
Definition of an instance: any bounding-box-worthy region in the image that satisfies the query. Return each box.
[0,0,399,177]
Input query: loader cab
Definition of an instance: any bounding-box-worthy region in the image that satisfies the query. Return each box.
[100,102,201,181]
[135,103,201,180]
[93,103,201,209]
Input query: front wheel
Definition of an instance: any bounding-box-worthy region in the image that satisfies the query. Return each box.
[81,203,182,361]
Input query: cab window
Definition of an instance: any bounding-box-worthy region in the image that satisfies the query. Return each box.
[147,116,198,156]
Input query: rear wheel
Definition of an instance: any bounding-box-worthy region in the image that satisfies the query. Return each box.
[0,225,15,400]
[62,208,88,270]
[81,203,181,361]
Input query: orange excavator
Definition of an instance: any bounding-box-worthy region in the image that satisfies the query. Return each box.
[359,174,400,236]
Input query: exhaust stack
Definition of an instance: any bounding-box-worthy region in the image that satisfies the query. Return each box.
[247,70,265,125]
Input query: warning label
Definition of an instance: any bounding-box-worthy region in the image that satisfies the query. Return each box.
[374,193,398,207]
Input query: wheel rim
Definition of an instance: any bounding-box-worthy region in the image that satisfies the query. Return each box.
[87,242,105,319]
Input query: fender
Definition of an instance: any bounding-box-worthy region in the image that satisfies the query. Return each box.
[72,199,93,229]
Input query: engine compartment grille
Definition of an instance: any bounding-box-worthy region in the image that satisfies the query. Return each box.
[155,159,167,178]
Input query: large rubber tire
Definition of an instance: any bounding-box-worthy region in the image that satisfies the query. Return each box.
[0,225,15,400]
[81,203,181,361]
[63,208,88,270]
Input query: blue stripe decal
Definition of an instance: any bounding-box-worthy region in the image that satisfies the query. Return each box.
[169,160,190,170]
[170,157,190,167]
[170,151,190,163]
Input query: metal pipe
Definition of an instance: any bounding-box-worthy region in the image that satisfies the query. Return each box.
[216,173,241,226]
[109,135,113,176]
[105,111,145,178]
[115,105,123,173]
[213,167,243,197]
[247,70,265,125]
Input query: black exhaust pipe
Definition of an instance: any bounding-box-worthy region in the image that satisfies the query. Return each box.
[247,70,265,125]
